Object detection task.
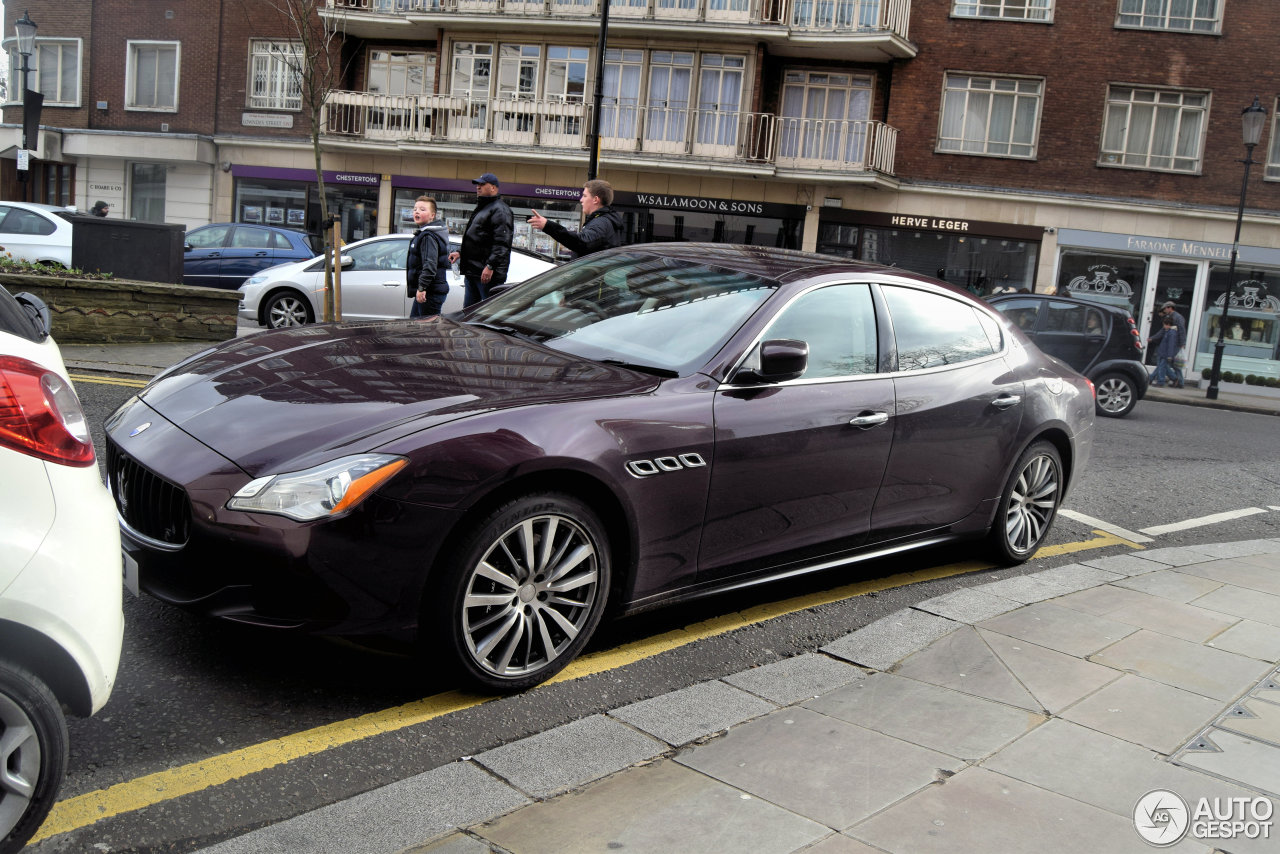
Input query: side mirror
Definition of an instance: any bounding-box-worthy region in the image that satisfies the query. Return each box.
[732,338,808,385]
[183,242,193,252]
[339,255,354,268]
[14,292,51,341]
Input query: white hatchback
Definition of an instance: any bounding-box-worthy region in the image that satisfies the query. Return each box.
[0,202,75,268]
[0,286,123,852]
[238,233,556,329]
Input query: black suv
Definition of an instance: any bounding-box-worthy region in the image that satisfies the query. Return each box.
[988,293,1149,417]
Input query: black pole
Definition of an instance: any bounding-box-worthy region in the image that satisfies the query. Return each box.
[1205,143,1256,401]
[586,0,610,181]
[19,54,30,202]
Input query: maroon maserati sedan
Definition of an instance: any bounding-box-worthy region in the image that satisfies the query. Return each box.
[106,244,1094,690]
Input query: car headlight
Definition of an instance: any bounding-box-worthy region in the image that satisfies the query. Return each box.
[244,274,269,286]
[227,454,408,521]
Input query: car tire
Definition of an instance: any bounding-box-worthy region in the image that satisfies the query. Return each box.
[1094,371,1137,418]
[987,440,1063,566]
[431,493,612,692]
[0,663,69,854]
[263,291,314,328]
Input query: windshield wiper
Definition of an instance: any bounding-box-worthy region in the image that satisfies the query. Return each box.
[597,359,679,378]
[466,321,544,342]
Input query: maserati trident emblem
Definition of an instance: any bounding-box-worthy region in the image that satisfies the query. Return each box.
[129,422,152,437]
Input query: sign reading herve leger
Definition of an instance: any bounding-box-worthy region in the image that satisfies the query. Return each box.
[834,210,1046,241]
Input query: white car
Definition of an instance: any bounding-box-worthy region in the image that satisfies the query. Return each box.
[0,202,75,268]
[238,233,556,329]
[0,286,123,851]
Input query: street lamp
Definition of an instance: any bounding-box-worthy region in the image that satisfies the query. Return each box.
[14,10,37,201]
[1205,96,1268,401]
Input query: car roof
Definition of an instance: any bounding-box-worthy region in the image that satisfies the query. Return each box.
[986,292,1133,317]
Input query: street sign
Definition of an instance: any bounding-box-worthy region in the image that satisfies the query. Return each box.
[17,150,29,171]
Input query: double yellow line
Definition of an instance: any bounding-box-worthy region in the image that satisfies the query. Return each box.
[34,529,1137,843]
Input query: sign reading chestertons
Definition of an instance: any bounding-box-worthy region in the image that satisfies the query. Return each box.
[231,166,380,187]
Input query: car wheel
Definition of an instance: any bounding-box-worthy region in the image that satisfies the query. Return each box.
[987,440,1063,566]
[263,291,314,328]
[432,494,611,692]
[1094,372,1137,418]
[0,664,68,854]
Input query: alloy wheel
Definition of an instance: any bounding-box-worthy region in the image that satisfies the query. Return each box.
[460,513,602,680]
[0,692,41,837]
[1002,450,1062,556]
[266,294,312,328]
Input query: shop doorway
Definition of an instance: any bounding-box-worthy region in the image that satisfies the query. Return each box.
[1140,259,1205,366]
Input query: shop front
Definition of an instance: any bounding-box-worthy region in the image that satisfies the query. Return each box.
[1055,229,1280,381]
[815,209,1043,295]
[230,166,380,246]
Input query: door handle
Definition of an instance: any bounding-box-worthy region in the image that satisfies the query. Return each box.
[992,394,1022,410]
[382,280,401,287]
[849,411,889,428]
[254,251,269,257]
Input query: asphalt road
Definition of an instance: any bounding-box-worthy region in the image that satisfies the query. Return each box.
[38,384,1280,853]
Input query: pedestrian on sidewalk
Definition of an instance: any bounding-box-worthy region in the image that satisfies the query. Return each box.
[1149,316,1181,387]
[448,173,513,308]
[406,196,450,318]
[528,179,624,260]
[1157,300,1187,387]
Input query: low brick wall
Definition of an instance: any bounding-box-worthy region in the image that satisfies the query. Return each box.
[0,274,238,344]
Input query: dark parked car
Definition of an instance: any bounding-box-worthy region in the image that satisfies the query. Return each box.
[987,293,1148,418]
[106,245,1095,691]
[183,223,317,289]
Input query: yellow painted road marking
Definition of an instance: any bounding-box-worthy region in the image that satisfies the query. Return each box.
[69,372,148,389]
[35,530,1130,842]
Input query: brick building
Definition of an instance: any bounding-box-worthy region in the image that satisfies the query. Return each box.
[3,0,1279,377]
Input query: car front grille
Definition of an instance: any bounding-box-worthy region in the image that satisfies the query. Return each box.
[107,440,191,547]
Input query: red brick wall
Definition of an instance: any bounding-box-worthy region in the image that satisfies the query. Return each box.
[890,0,1280,212]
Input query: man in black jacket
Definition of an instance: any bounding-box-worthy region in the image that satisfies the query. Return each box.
[448,172,513,307]
[405,196,450,318]
[529,180,624,259]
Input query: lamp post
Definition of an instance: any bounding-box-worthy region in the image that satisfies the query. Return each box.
[1205,97,1268,401]
[14,10,37,202]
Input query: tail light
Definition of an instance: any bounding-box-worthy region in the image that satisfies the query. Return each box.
[1127,317,1143,352]
[1086,377,1096,401]
[0,355,96,467]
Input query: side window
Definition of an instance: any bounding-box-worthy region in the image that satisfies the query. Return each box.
[762,284,878,379]
[346,240,408,272]
[1043,301,1086,332]
[0,208,55,236]
[272,231,298,251]
[884,287,996,370]
[991,297,1040,332]
[1084,308,1105,335]
[230,227,272,249]
[186,225,230,249]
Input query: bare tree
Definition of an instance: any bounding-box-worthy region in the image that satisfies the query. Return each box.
[238,0,350,319]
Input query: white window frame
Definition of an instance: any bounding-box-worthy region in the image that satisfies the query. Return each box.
[5,38,82,106]
[952,0,1053,21]
[937,73,1043,159]
[249,40,304,111]
[366,49,434,96]
[1099,85,1208,174]
[1265,98,1280,182]
[126,40,179,112]
[1115,0,1221,33]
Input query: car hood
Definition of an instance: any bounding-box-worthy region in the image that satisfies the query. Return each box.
[132,319,660,474]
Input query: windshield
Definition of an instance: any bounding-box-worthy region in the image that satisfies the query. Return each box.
[464,252,778,375]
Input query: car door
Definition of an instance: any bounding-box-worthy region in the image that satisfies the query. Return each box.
[336,238,412,321]
[1031,299,1097,372]
[869,285,1024,542]
[699,282,895,582]
[183,224,233,288]
[218,226,282,288]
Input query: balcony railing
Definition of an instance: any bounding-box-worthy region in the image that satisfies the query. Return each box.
[326,0,910,37]
[322,90,896,176]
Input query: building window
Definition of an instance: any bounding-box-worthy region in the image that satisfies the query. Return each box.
[1266,98,1280,181]
[938,73,1041,158]
[778,71,874,165]
[126,41,178,111]
[545,46,588,103]
[249,40,303,110]
[952,0,1052,20]
[1116,0,1220,33]
[130,163,166,223]
[1099,85,1206,173]
[5,38,81,106]
[367,50,434,96]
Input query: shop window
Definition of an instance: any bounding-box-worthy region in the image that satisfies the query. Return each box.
[952,0,1052,20]
[1199,266,1280,369]
[1099,86,1207,173]
[938,73,1042,159]
[127,41,179,111]
[1056,251,1146,317]
[1115,0,1220,33]
[862,227,1038,295]
[129,163,166,223]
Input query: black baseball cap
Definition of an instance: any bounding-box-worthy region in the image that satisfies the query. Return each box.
[472,172,500,187]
